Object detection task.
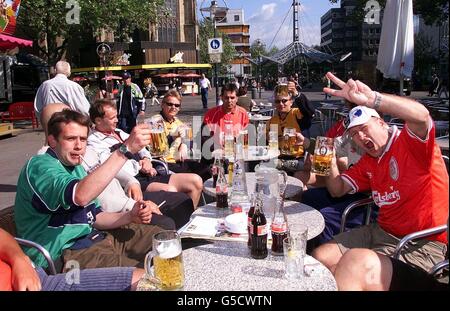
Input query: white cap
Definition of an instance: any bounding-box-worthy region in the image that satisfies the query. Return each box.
[346,106,381,130]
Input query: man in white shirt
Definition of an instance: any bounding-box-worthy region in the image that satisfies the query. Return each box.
[34,61,90,119]
[199,73,211,109]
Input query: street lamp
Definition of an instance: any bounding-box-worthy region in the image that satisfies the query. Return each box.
[255,39,264,99]
[200,1,228,105]
[238,50,244,80]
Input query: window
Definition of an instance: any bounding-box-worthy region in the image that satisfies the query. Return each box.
[234,15,240,22]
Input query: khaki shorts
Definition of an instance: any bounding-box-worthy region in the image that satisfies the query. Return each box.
[333,223,447,272]
[62,223,164,271]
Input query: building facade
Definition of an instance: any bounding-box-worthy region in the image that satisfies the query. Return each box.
[320,0,382,86]
[216,9,251,78]
[77,0,199,67]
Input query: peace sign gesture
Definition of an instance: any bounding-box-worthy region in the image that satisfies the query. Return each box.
[323,72,376,108]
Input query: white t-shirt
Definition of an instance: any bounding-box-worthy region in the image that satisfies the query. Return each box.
[200,78,211,89]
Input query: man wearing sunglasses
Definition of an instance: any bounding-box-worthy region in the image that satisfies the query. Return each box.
[158,90,211,181]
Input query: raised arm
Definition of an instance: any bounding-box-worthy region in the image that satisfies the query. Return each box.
[324,72,430,139]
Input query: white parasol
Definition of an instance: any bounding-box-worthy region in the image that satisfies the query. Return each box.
[376,0,414,95]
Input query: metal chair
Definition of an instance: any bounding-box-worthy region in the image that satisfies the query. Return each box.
[339,197,375,233]
[311,109,326,136]
[0,207,57,275]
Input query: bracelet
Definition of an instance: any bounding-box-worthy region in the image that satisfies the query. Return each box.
[373,91,382,110]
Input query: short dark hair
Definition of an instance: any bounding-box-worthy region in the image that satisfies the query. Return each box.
[221,83,239,96]
[47,109,91,139]
[237,86,247,96]
[89,99,117,123]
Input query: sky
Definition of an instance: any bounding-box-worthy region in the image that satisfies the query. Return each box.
[196,0,340,50]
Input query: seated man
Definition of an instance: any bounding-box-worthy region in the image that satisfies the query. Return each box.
[202,83,249,162]
[83,145,194,229]
[0,228,144,291]
[334,248,448,291]
[312,72,449,275]
[88,99,203,208]
[156,90,211,181]
[14,109,164,270]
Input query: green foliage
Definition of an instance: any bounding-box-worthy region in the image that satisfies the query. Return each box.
[198,19,236,77]
[17,0,165,65]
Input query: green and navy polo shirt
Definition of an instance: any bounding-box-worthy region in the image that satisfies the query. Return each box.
[14,149,102,268]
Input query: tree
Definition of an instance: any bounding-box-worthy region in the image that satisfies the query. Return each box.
[328,0,448,26]
[17,0,165,66]
[198,19,236,77]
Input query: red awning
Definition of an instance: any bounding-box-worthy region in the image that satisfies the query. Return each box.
[0,34,33,50]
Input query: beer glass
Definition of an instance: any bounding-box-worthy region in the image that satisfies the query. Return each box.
[145,230,184,290]
[281,128,295,155]
[146,116,169,157]
[311,136,334,176]
[238,130,249,150]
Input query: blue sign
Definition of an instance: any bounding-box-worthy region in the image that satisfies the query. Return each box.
[210,39,220,49]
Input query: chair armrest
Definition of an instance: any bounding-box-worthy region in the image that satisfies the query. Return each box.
[429,259,449,276]
[340,197,374,233]
[15,237,57,275]
[393,224,448,260]
[152,159,169,175]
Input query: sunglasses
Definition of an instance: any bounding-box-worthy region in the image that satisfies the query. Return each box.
[164,102,181,108]
[275,99,290,104]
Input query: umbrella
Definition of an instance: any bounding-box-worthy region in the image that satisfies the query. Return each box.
[376,0,414,95]
[71,76,87,82]
[102,75,122,80]
[179,73,201,78]
[155,73,180,78]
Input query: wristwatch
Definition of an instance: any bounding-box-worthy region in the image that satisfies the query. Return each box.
[118,143,131,156]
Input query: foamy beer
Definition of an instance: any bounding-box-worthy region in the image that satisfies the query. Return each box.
[150,129,169,157]
[288,133,304,157]
[311,136,334,176]
[145,231,184,290]
[146,115,169,157]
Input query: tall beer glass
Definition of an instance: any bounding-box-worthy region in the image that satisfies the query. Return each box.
[311,136,334,176]
[147,116,169,157]
[145,230,184,290]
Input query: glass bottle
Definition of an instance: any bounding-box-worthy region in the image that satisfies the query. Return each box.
[230,143,249,209]
[224,124,234,158]
[250,190,268,259]
[270,199,288,256]
[211,154,223,188]
[216,167,228,209]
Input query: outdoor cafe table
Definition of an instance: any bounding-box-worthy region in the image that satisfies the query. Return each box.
[181,202,336,290]
[203,172,303,200]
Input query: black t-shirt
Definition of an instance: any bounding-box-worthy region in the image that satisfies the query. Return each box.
[120,85,132,116]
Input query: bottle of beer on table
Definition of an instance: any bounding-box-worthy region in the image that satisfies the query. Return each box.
[271,199,288,255]
[247,195,255,248]
[216,167,228,209]
[250,192,268,259]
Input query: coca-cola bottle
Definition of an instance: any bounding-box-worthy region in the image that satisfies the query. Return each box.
[216,167,228,209]
[250,192,268,259]
[271,199,288,256]
[247,195,255,248]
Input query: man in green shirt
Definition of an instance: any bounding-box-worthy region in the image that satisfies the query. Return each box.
[15,109,163,270]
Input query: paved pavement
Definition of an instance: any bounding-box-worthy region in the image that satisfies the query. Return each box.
[0,88,443,210]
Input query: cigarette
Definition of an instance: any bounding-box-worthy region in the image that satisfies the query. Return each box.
[157,200,166,208]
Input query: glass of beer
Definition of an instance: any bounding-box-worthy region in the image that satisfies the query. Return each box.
[282,128,295,155]
[238,130,249,150]
[145,230,184,290]
[146,116,169,157]
[311,136,334,176]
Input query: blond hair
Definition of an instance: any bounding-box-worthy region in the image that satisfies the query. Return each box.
[274,84,293,98]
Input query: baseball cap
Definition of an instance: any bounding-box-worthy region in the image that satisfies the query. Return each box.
[346,106,381,131]
[122,72,131,79]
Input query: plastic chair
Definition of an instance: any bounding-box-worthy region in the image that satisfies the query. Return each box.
[1,102,39,129]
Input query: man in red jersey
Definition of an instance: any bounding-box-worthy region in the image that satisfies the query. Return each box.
[312,72,448,275]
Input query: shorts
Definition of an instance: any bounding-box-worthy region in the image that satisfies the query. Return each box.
[135,173,171,192]
[389,257,448,291]
[333,223,447,272]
